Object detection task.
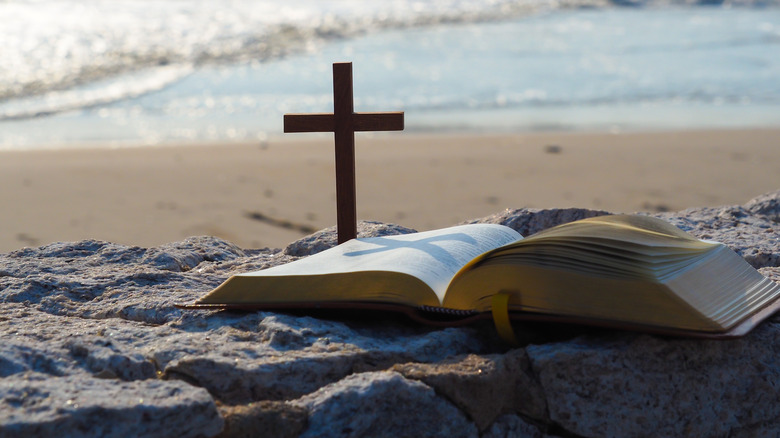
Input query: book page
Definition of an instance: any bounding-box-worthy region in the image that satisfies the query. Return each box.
[240,224,522,303]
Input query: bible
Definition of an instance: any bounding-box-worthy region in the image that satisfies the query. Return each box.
[182,215,780,338]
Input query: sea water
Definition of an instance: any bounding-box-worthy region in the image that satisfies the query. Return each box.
[0,0,778,149]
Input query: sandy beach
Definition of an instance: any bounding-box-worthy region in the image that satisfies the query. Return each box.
[1,128,779,253]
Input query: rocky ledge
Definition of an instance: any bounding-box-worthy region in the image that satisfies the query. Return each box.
[3,191,780,437]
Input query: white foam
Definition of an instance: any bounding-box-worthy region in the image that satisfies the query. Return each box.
[0,64,194,120]
[0,0,548,105]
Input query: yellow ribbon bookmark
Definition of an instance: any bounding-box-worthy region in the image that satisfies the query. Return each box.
[491,291,519,346]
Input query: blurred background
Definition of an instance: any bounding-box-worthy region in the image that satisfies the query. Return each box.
[1,0,779,149]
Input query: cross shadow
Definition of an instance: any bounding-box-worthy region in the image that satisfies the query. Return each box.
[343,232,478,268]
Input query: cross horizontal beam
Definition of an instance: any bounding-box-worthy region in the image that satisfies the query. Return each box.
[283,112,404,133]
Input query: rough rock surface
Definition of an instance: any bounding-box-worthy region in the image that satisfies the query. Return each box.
[2,191,780,437]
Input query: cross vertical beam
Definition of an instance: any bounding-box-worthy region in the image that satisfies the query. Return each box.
[283,62,404,244]
[332,63,357,245]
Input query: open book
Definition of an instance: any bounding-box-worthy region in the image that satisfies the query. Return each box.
[182,215,780,338]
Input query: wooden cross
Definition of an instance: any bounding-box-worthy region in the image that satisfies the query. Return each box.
[284,62,404,244]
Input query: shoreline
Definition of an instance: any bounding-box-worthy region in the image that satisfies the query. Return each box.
[2,127,779,253]
[4,122,780,153]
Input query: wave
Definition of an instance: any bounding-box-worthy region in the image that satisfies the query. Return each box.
[1,0,777,101]
[0,0,777,122]
[0,65,193,121]
[400,88,780,115]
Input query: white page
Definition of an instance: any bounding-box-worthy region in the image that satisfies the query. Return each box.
[239,224,522,303]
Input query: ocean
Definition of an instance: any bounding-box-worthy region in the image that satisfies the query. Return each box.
[1,0,779,149]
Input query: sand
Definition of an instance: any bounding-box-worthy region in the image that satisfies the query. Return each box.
[1,128,779,253]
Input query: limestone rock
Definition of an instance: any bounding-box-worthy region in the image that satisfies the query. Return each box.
[482,415,548,438]
[744,189,780,218]
[653,190,780,269]
[291,371,478,438]
[392,350,546,431]
[217,401,307,438]
[527,326,780,437]
[2,191,780,437]
[284,221,417,257]
[0,372,222,438]
[0,236,286,324]
[461,207,610,236]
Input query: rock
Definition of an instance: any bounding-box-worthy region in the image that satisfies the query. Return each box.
[284,221,417,257]
[0,372,222,438]
[290,371,478,438]
[2,192,780,437]
[744,189,780,218]
[392,350,546,431]
[654,202,780,269]
[156,313,485,404]
[462,207,610,236]
[527,327,780,437]
[482,414,548,438]
[217,401,307,438]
